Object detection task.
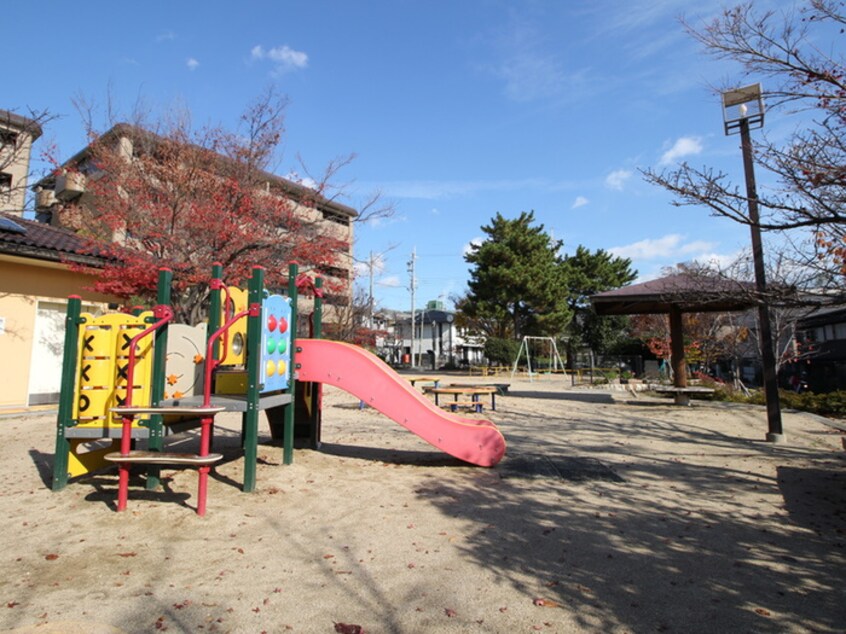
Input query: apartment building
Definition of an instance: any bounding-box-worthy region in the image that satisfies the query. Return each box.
[34,123,357,320]
[0,109,43,214]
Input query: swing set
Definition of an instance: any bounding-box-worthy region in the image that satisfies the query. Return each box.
[510,336,565,381]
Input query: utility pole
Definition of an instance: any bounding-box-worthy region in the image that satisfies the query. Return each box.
[407,248,417,367]
[368,251,375,329]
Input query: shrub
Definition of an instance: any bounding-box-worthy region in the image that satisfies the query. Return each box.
[709,387,846,417]
[484,337,519,367]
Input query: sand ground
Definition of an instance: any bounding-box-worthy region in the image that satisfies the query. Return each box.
[0,375,844,634]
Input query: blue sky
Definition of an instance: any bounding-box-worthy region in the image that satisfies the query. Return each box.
[6,1,799,311]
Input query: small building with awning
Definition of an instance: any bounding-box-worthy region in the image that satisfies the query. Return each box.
[0,212,117,409]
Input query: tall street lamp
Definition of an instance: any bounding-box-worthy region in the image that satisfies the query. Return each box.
[722,83,785,443]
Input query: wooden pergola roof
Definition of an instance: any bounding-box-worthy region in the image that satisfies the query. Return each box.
[591,273,757,316]
[590,273,757,404]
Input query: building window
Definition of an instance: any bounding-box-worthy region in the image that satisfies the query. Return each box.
[0,130,18,149]
[322,210,351,227]
[319,265,350,280]
[0,172,12,200]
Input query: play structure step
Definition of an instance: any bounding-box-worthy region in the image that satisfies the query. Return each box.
[111,406,227,416]
[104,451,223,466]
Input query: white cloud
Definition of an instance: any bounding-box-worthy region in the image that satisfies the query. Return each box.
[489,19,592,104]
[659,136,703,165]
[355,254,392,282]
[251,44,308,73]
[463,237,485,256]
[284,171,318,190]
[571,196,589,209]
[610,234,684,260]
[691,251,742,270]
[156,31,176,43]
[679,239,717,255]
[605,169,632,191]
[610,234,733,266]
[186,58,199,71]
[378,275,402,288]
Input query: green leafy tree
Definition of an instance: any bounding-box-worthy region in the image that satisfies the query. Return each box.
[483,337,520,367]
[461,211,571,340]
[561,246,637,360]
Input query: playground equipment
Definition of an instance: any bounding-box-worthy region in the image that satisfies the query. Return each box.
[53,263,506,515]
[510,336,565,381]
[296,339,505,467]
[53,265,300,514]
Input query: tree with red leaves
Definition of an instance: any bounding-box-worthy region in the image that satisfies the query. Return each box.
[57,89,362,325]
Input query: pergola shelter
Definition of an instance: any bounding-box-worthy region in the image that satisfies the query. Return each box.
[591,273,756,405]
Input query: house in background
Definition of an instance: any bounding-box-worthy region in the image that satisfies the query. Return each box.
[0,109,42,215]
[0,212,116,408]
[791,304,846,393]
[372,301,485,368]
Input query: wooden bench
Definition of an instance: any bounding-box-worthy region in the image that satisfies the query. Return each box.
[652,386,715,406]
[424,386,498,411]
[440,400,484,413]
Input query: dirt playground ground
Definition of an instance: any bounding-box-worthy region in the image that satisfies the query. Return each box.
[0,375,845,633]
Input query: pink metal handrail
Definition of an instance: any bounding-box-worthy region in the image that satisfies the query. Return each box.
[202,303,260,407]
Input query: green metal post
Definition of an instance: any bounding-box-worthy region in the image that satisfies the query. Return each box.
[208,263,223,363]
[208,263,224,456]
[144,268,172,490]
[309,276,323,449]
[53,296,82,491]
[243,266,264,492]
[313,277,323,339]
[284,262,298,465]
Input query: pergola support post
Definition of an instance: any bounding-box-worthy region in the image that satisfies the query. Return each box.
[669,306,689,406]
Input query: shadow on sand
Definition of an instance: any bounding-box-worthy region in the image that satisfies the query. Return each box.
[507,390,616,404]
[318,441,467,468]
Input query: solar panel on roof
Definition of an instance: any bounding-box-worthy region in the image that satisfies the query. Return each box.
[0,216,26,235]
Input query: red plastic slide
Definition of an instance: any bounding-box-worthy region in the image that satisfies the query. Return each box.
[295,339,506,467]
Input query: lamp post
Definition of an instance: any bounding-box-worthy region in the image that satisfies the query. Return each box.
[722,83,785,443]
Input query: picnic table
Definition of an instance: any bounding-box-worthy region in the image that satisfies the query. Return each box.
[403,375,442,388]
[423,385,499,412]
[360,375,442,410]
[447,382,510,394]
[652,385,715,406]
